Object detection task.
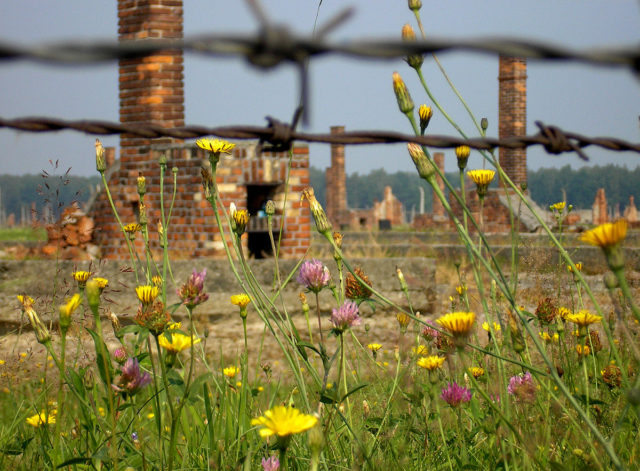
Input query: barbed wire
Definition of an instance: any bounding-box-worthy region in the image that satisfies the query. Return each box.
[0,32,638,70]
[1,116,639,160]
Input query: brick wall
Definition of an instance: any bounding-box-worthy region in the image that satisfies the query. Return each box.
[498,56,527,186]
[326,125,347,227]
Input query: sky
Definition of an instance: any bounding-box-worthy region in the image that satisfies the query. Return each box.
[0,0,638,178]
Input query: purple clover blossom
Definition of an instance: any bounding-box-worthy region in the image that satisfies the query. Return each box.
[507,371,537,403]
[330,300,362,333]
[297,259,331,293]
[113,347,127,364]
[261,456,280,471]
[177,268,209,309]
[440,382,472,408]
[421,320,439,342]
[131,432,138,441]
[112,358,152,396]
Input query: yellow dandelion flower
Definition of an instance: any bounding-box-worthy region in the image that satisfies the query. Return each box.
[158,329,201,354]
[196,138,235,155]
[20,352,27,358]
[26,410,56,427]
[0,360,4,365]
[416,355,445,371]
[230,203,250,235]
[412,345,429,356]
[468,366,485,378]
[251,405,318,438]
[136,285,159,305]
[367,343,382,353]
[152,275,163,287]
[223,366,238,378]
[580,219,627,249]
[17,295,35,308]
[566,310,602,327]
[147,413,155,419]
[230,294,251,308]
[558,307,571,321]
[550,201,566,212]
[92,277,109,290]
[60,293,82,317]
[567,262,583,273]
[455,285,466,296]
[236,381,242,388]
[437,311,476,336]
[576,344,591,356]
[396,313,411,329]
[123,223,141,234]
[72,271,91,283]
[482,321,501,332]
[467,169,495,186]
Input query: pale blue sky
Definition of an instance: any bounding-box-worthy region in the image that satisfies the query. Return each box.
[0,0,638,177]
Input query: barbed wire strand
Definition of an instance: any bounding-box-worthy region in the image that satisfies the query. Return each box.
[1,116,639,160]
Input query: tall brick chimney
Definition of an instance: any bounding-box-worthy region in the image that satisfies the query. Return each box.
[326,126,347,227]
[498,56,527,186]
[118,0,185,160]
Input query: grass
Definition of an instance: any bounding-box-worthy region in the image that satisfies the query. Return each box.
[0,227,46,243]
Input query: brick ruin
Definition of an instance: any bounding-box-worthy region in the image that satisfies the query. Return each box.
[89,0,310,259]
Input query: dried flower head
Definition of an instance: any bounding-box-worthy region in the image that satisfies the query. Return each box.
[297,259,331,293]
[330,301,362,334]
[601,364,622,388]
[421,321,439,341]
[535,297,557,324]
[345,267,373,301]
[135,299,171,335]
[588,330,603,353]
[417,355,445,371]
[440,382,472,407]
[251,406,318,439]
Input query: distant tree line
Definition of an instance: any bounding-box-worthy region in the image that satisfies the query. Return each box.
[0,173,99,225]
[311,164,639,214]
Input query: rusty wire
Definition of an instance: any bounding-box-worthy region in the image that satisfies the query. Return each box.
[1,116,639,159]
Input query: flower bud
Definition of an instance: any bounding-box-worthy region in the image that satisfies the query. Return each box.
[137,173,146,196]
[332,231,343,249]
[95,139,106,173]
[265,200,275,216]
[396,267,408,292]
[200,166,214,200]
[455,145,470,171]
[604,272,619,290]
[157,221,165,247]
[480,117,489,132]
[25,306,50,344]
[83,369,95,390]
[392,72,414,115]
[401,24,423,70]
[158,150,167,166]
[407,143,435,181]
[419,105,433,134]
[86,279,101,310]
[138,202,148,226]
[408,0,422,11]
[302,187,332,236]
[230,203,249,236]
[109,311,121,334]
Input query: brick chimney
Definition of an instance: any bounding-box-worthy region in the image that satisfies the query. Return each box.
[118,0,185,161]
[432,152,445,219]
[326,126,347,227]
[498,56,527,186]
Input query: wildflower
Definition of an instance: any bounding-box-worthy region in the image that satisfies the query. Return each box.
[177,268,209,309]
[539,331,559,343]
[437,311,475,338]
[345,267,373,301]
[418,105,433,134]
[507,371,536,403]
[601,364,622,388]
[421,321,439,341]
[550,201,566,213]
[112,358,152,396]
[261,456,280,471]
[152,275,163,287]
[417,355,445,371]
[330,301,362,334]
[467,169,495,198]
[482,321,501,332]
[455,285,466,296]
[158,324,201,354]
[123,223,141,235]
[137,174,146,196]
[401,24,423,70]
[455,146,471,170]
[196,138,235,155]
[297,259,331,293]
[367,343,382,356]
[301,187,332,236]
[92,277,109,291]
[26,410,56,427]
[412,345,429,356]
[392,71,414,115]
[440,382,472,407]
[223,366,238,379]
[59,293,82,333]
[558,307,571,321]
[407,143,435,181]
[581,219,627,249]
[72,270,91,288]
[95,138,106,172]
[397,313,411,332]
[535,297,557,324]
[566,310,602,328]
[17,294,50,344]
[251,405,318,438]
[576,344,591,357]
[230,203,250,236]
[408,0,422,12]
[469,366,485,378]
[113,347,127,364]
[136,285,160,305]
[109,311,121,334]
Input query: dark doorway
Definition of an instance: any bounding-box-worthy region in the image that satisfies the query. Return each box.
[246,184,280,258]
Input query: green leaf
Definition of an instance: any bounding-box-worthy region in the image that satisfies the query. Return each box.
[341,383,368,402]
[166,368,184,387]
[117,324,142,336]
[572,394,606,406]
[86,328,114,387]
[57,457,91,468]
